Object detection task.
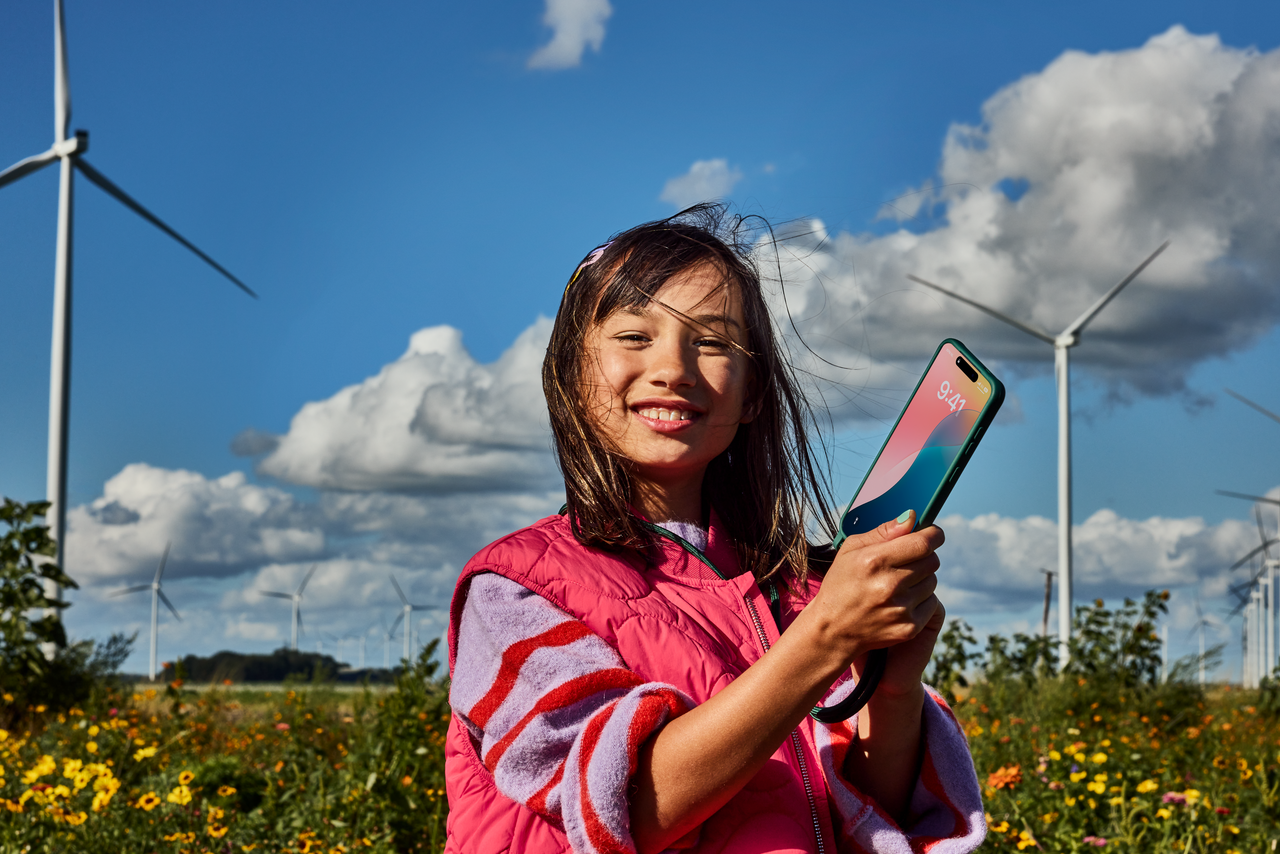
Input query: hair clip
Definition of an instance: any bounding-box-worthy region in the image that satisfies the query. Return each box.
[564,241,613,296]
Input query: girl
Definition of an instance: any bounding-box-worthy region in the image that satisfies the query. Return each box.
[445,206,984,854]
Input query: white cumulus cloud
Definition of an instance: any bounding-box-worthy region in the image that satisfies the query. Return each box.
[660,159,744,210]
[66,464,325,584]
[764,27,1280,415]
[528,0,613,70]
[258,320,558,494]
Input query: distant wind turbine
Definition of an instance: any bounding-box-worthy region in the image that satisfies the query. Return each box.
[1191,600,1222,687]
[908,241,1169,666]
[0,0,255,644]
[110,542,178,681]
[389,574,432,664]
[259,566,318,651]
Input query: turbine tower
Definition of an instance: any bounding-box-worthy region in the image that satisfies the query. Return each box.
[389,574,431,665]
[110,542,179,681]
[259,566,318,651]
[0,0,255,646]
[908,241,1168,666]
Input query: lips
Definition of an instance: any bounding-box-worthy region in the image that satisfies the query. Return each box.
[631,400,703,432]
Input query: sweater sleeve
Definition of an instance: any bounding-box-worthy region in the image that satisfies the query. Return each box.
[811,682,987,854]
[450,572,691,854]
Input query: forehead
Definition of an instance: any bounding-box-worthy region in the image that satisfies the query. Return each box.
[615,263,745,323]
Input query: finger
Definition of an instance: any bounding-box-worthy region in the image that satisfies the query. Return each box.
[837,509,917,555]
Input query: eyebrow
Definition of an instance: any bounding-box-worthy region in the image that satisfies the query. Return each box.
[619,304,743,331]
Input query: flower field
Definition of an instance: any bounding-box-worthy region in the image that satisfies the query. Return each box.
[964,684,1280,852]
[5,579,1280,852]
[1,648,450,854]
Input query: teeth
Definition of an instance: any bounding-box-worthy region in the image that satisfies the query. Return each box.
[638,407,693,422]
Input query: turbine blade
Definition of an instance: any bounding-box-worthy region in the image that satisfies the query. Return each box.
[259,590,294,600]
[297,608,304,634]
[55,0,71,141]
[1062,241,1170,338]
[297,564,318,596]
[110,585,151,596]
[1230,540,1276,571]
[1214,489,1280,507]
[906,275,1055,344]
[388,612,405,637]
[1224,388,1280,427]
[1257,507,1273,560]
[0,148,60,190]
[154,542,172,584]
[158,590,181,621]
[389,574,409,606]
[72,158,257,298]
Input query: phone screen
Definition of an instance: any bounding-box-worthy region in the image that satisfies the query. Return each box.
[842,342,995,536]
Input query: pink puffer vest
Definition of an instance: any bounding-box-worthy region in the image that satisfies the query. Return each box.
[445,512,838,854]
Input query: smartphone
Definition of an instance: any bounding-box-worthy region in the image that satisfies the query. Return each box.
[833,339,1004,549]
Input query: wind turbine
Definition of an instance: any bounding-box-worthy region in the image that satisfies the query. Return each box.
[110,542,178,681]
[389,574,431,665]
[259,566,318,651]
[1191,600,1222,687]
[0,0,256,641]
[1226,507,1279,686]
[908,241,1169,666]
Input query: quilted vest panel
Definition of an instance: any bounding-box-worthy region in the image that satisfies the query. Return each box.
[445,514,835,854]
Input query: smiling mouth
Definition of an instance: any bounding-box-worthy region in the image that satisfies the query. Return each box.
[635,407,699,422]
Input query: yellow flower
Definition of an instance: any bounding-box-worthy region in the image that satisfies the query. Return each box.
[1070,771,1088,783]
[1100,739,1111,746]
[1048,750,1061,761]
[85,741,98,754]
[163,832,196,843]
[1087,781,1106,794]
[1073,752,1086,763]
[1156,808,1171,820]
[1041,811,1060,824]
[2,694,12,703]
[178,770,195,785]
[87,725,99,737]
[1016,830,1036,850]
[1137,779,1158,793]
[241,846,259,852]
[1237,757,1248,770]
[208,806,225,823]
[136,791,161,811]
[133,746,157,762]
[62,758,84,778]
[1091,752,1108,764]
[217,785,237,797]
[1109,796,1124,805]
[1240,768,1253,781]
[1065,796,1077,807]
[209,824,230,839]
[166,784,193,805]
[1087,798,1097,809]
[1226,825,1239,834]
[1183,789,1201,803]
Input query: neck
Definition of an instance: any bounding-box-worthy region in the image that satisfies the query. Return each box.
[631,472,705,525]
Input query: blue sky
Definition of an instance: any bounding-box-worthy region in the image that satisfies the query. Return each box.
[2,0,1278,676]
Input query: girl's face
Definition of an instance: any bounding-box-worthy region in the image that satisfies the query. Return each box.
[582,263,754,499]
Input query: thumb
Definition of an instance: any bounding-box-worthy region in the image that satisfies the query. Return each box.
[837,508,916,555]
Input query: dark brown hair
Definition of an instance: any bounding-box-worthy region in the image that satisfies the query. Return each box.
[542,204,835,585]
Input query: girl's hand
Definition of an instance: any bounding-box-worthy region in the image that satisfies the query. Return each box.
[808,510,944,675]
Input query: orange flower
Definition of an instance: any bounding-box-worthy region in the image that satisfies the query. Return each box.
[987,765,1023,790]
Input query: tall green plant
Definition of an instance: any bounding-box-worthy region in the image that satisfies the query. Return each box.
[1,499,77,699]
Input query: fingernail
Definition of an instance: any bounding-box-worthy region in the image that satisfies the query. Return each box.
[896,509,913,525]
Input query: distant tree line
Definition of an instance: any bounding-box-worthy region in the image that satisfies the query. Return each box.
[161,648,396,684]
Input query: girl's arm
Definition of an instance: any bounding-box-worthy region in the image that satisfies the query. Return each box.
[629,512,944,854]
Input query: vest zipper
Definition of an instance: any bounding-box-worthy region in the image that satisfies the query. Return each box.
[743,596,827,854]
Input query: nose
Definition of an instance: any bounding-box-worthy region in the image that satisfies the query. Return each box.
[647,337,697,389]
